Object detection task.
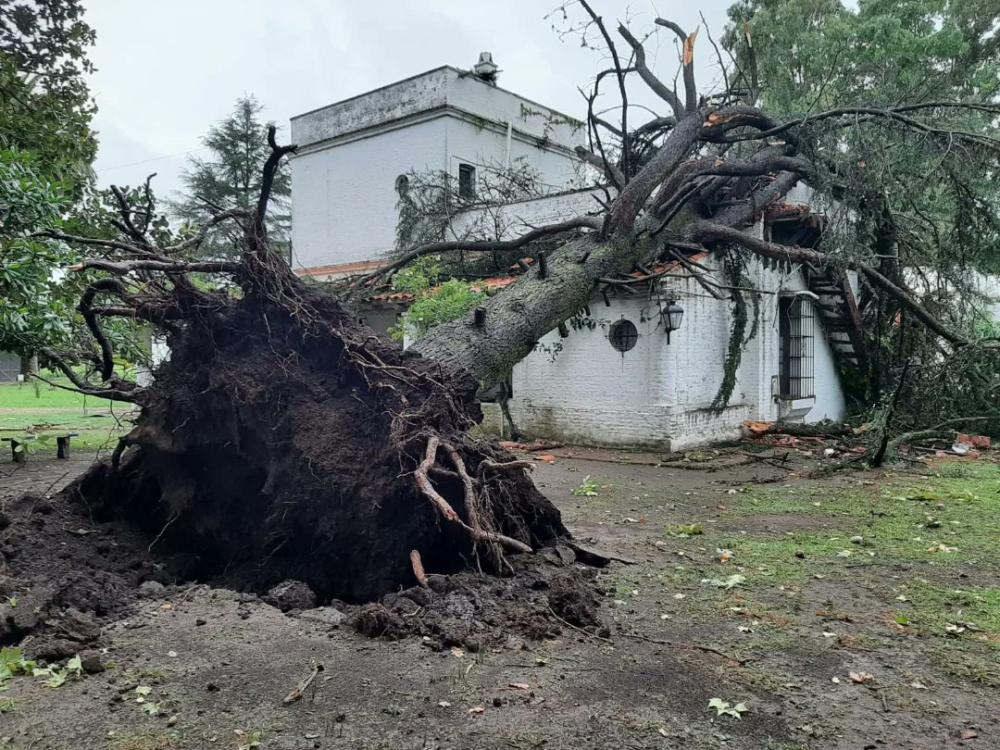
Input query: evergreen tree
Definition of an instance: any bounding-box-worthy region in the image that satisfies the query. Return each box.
[173,95,291,259]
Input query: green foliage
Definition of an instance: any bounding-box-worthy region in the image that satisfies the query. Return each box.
[389,256,446,296]
[710,253,759,412]
[0,647,37,684]
[665,523,704,538]
[172,95,290,259]
[387,255,490,341]
[724,0,1000,430]
[0,0,98,361]
[0,149,75,356]
[393,279,487,341]
[0,0,97,197]
[571,476,601,497]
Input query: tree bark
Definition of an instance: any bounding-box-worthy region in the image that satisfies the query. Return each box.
[19,353,38,377]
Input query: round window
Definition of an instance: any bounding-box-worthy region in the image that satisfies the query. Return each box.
[608,319,638,352]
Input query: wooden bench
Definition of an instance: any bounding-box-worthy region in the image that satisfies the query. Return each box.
[2,433,79,462]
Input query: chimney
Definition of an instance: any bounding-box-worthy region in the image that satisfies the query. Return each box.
[473,52,499,84]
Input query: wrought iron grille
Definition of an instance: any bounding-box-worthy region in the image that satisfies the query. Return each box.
[779,297,815,398]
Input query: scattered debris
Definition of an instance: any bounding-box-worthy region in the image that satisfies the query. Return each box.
[282,663,324,705]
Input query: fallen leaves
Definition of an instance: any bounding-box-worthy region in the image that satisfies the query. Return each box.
[665,523,703,538]
[708,697,749,719]
[849,671,875,684]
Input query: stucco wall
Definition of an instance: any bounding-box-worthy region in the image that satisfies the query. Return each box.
[291,66,582,151]
[290,66,587,273]
[290,118,448,271]
[450,188,603,240]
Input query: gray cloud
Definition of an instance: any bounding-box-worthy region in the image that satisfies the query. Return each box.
[85,0,734,200]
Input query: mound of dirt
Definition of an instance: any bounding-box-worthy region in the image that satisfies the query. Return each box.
[348,556,604,651]
[1,482,604,657]
[0,490,158,658]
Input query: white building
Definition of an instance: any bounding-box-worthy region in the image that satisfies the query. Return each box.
[485,229,853,451]
[290,56,860,451]
[289,55,587,280]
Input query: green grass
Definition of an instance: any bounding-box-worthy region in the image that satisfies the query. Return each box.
[0,378,131,456]
[633,461,1000,685]
[719,464,1000,574]
[0,379,102,410]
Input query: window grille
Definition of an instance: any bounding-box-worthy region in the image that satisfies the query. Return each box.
[779,297,815,398]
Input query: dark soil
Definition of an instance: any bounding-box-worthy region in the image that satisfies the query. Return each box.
[0,476,153,656]
[69,287,565,604]
[2,448,997,750]
[1,455,599,661]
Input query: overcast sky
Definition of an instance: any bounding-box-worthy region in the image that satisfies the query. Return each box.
[84,0,735,200]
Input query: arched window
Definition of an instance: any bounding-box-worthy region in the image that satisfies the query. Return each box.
[395,174,410,196]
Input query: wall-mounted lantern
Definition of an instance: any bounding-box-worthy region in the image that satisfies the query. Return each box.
[661,299,684,344]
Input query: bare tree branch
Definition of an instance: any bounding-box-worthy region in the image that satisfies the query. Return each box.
[37,347,142,403]
[692,222,972,346]
[655,18,698,111]
[579,0,631,178]
[363,216,603,285]
[618,24,684,119]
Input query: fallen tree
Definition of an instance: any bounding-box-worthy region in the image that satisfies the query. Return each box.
[39,9,998,604]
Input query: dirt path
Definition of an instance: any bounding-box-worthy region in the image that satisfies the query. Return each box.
[0,449,996,749]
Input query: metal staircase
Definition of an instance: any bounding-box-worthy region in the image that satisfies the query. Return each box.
[806,268,868,377]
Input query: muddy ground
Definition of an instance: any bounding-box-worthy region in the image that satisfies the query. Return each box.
[1,445,997,749]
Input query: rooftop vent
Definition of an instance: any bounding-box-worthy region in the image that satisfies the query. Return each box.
[473,52,499,83]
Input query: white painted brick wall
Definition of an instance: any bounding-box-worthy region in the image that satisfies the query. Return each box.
[497,253,847,451]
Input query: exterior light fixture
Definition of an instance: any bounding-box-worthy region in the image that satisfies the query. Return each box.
[662,299,684,344]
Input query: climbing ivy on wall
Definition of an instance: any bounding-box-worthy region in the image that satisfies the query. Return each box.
[710,252,760,412]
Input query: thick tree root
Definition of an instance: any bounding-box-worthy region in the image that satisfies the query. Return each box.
[414,436,534,556]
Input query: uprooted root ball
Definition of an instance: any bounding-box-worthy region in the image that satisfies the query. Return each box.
[63,284,567,603]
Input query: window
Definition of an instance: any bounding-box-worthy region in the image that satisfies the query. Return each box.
[394,174,410,196]
[778,297,815,398]
[609,319,639,353]
[458,163,476,200]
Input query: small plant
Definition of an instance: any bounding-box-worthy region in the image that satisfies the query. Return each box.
[571,476,600,497]
[0,647,36,684]
[665,523,704,538]
[237,729,264,750]
[31,654,83,688]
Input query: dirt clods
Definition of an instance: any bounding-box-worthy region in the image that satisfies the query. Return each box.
[264,579,317,612]
[347,558,601,650]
